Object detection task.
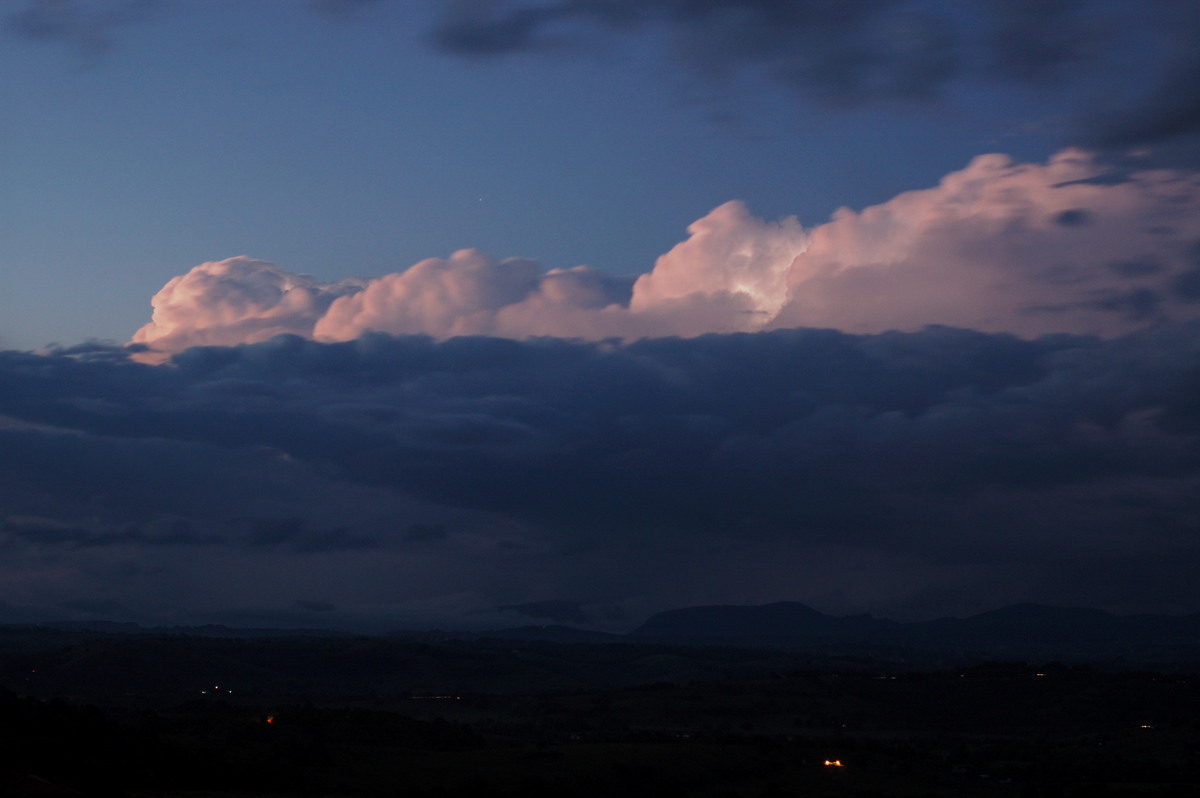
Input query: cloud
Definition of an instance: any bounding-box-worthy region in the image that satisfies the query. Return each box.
[772,149,1200,336]
[229,516,379,553]
[59,598,127,615]
[130,150,1200,360]
[308,201,807,344]
[430,1,1200,159]
[433,0,959,104]
[293,599,337,612]
[501,599,589,625]
[130,257,364,362]
[5,0,165,61]
[3,321,1200,625]
[402,523,447,543]
[316,249,597,339]
[627,200,807,329]
[14,2,1200,161]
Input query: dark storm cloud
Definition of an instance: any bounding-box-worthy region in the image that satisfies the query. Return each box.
[12,1,1200,160]
[0,508,371,554]
[1085,61,1200,150]
[981,0,1102,83]
[1,324,1198,619]
[1172,246,1200,301]
[5,0,165,60]
[502,599,589,625]
[435,0,960,105]
[230,517,378,552]
[402,523,447,543]
[2,517,142,549]
[431,0,1200,159]
[3,326,1198,539]
[59,598,126,614]
[1108,257,1166,279]
[293,599,337,612]
[1054,209,1092,228]
[1091,288,1164,321]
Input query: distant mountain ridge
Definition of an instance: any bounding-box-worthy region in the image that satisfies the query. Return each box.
[630,601,1200,661]
[5,601,1200,665]
[632,601,898,644]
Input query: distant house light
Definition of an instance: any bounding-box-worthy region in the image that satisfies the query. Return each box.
[823,759,844,767]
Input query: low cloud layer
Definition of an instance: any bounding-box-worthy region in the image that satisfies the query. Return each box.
[132,150,1200,360]
[3,321,1199,628]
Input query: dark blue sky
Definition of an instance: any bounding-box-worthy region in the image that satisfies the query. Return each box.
[1,0,1199,630]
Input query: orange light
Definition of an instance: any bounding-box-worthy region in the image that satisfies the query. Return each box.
[823,759,844,767]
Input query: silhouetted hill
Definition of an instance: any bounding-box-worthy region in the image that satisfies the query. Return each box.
[476,625,624,644]
[3,601,1199,708]
[630,601,898,646]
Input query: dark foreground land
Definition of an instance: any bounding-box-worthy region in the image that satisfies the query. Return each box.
[2,628,1199,797]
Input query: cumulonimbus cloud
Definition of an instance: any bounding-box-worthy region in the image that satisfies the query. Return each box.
[130,257,364,360]
[775,149,1200,335]
[130,149,1200,360]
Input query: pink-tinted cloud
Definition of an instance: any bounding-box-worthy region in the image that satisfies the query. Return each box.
[129,150,1200,359]
[313,249,626,341]
[773,149,1200,336]
[130,257,363,362]
[629,200,808,327]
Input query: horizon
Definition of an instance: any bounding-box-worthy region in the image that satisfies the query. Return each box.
[6,596,1199,639]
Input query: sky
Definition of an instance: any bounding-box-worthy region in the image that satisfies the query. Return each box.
[1,0,1199,631]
